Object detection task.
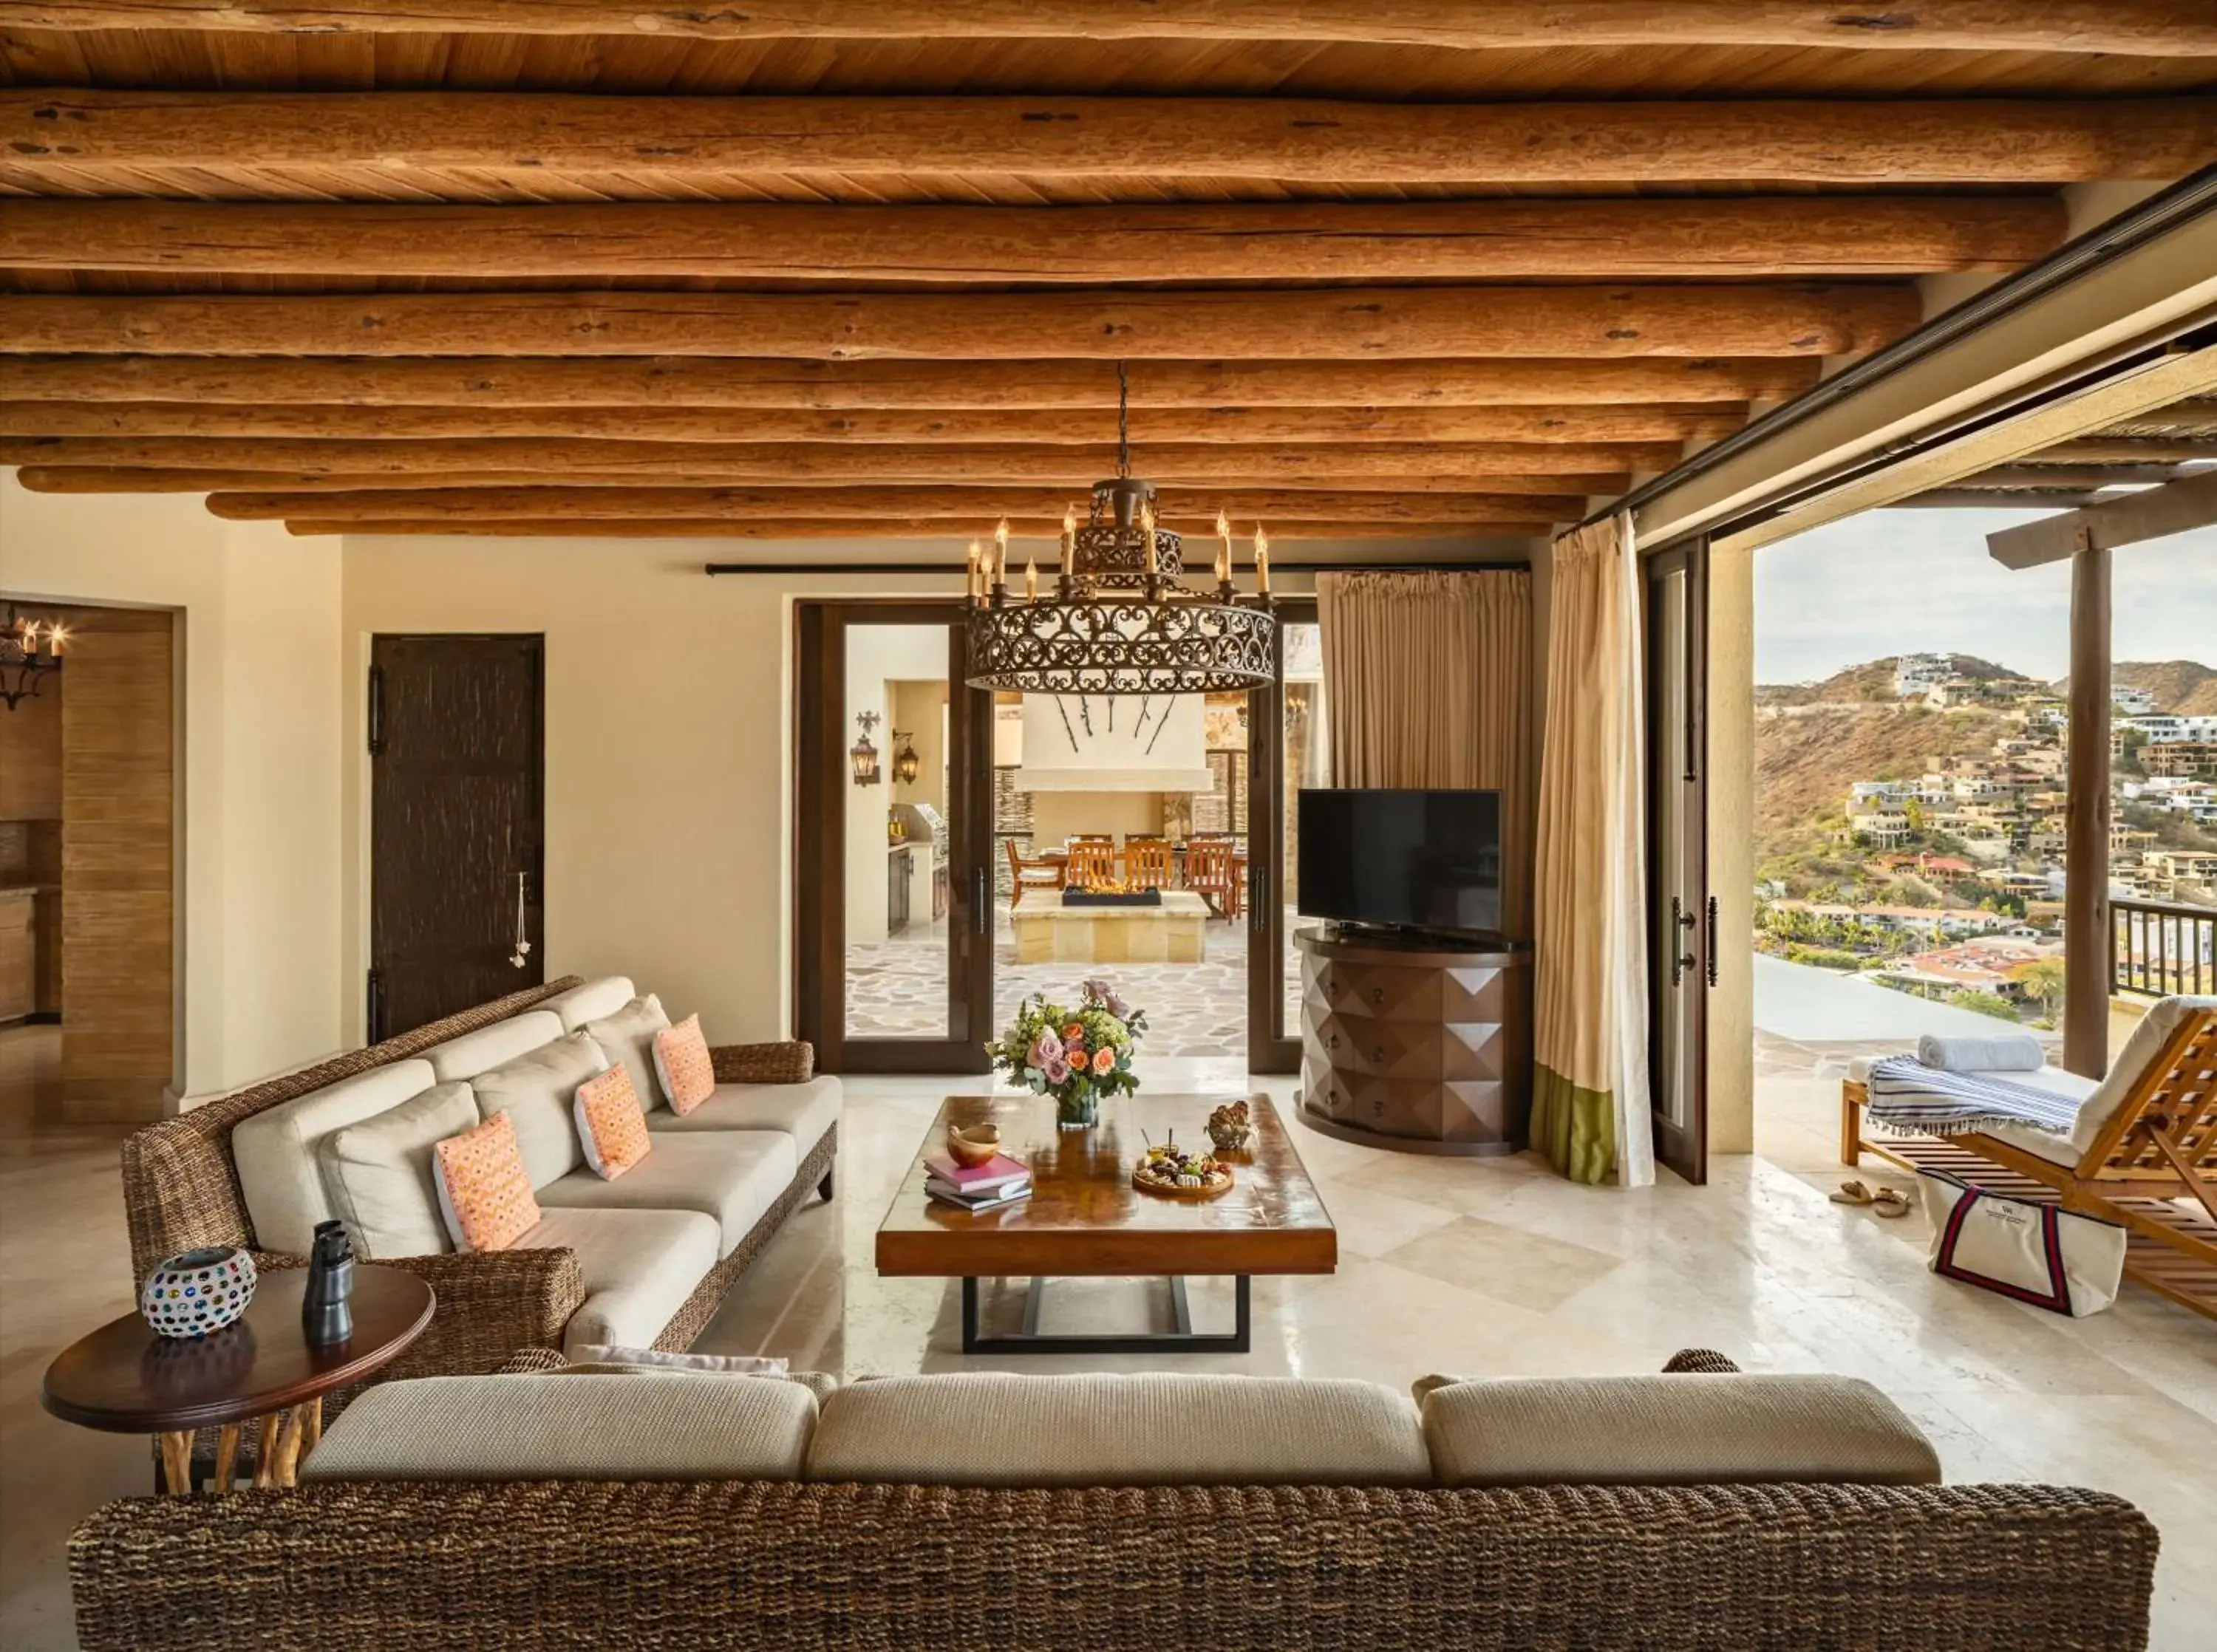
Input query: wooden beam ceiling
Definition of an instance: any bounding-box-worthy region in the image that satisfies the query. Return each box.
[0,401,1748,446]
[0,197,2063,281]
[6,91,2207,186]
[14,1,2211,55]
[4,9,2207,546]
[281,516,1527,539]
[0,434,1657,485]
[193,485,1569,524]
[0,286,1922,361]
[0,355,1816,409]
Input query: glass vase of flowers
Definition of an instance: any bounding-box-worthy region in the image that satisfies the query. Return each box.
[988,978,1148,1129]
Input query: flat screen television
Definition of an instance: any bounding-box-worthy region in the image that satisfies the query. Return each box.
[1296,788,1503,938]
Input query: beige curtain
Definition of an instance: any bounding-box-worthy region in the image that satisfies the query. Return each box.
[1315,569,1533,935]
[1529,515,1653,1187]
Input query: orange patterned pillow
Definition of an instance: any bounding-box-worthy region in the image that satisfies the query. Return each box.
[432,1112,541,1252]
[653,1013,717,1116]
[574,1063,653,1180]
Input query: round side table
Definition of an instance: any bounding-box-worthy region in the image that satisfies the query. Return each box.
[42,1263,435,1494]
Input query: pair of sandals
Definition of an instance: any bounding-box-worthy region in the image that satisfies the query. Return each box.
[1832,1179,1914,1218]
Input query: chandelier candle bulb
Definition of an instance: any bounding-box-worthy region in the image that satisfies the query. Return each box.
[1061,505,1077,577]
[1025,559,1038,602]
[1255,527,1271,596]
[966,539,981,601]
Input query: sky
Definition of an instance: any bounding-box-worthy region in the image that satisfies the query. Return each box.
[1753,511,2216,685]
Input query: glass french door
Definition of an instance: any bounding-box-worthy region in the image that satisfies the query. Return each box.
[794,601,994,1073]
[1247,598,1321,1074]
[1644,543,1709,1182]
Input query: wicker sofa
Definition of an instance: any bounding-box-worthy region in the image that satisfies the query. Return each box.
[67,1353,2156,1651]
[119,977,837,1416]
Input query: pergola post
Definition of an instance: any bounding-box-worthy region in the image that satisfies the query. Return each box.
[2063,531,2111,1078]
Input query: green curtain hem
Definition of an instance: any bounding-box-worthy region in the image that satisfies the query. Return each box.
[1530,1062,1615,1186]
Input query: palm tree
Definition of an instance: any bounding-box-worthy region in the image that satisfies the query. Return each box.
[2012,958,2066,1021]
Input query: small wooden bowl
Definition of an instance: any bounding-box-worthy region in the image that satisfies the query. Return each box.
[946,1124,1002,1168]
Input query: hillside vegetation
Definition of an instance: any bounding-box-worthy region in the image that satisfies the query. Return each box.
[1757,703,2007,858]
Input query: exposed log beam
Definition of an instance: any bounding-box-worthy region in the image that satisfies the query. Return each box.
[0,197,2062,281]
[0,354,1816,409]
[0,286,1920,360]
[15,3,2209,55]
[0,400,1743,446]
[1988,470,2217,570]
[5,90,2206,186]
[194,485,1569,524]
[0,434,1663,485]
[281,516,1513,540]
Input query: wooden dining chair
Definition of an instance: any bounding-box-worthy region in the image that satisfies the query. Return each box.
[1184,836,1242,919]
[1004,838,1063,909]
[1063,839,1120,890]
[1124,836,1175,890]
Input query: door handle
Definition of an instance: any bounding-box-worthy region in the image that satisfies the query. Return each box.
[974,866,989,936]
[1705,895,1720,988]
[1669,895,1697,986]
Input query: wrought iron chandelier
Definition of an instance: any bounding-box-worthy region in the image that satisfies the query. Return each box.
[963,364,1276,695]
[1,602,69,711]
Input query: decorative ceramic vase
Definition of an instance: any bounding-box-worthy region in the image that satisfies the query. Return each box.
[946,1124,1002,1168]
[302,1219,356,1346]
[1055,1090,1099,1130]
[140,1246,257,1340]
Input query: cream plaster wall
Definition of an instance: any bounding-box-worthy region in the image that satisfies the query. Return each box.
[0,472,345,1102]
[842,624,949,945]
[340,535,951,1045]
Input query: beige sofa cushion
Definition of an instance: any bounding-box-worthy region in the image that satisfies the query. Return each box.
[318,1081,477,1258]
[512,1206,720,1354]
[1419,1374,1941,1488]
[539,975,638,1034]
[582,994,672,1119]
[232,1058,438,1257]
[300,1372,814,1483]
[534,1130,798,1257]
[647,1076,842,1158]
[423,1010,565,1084]
[808,1373,1431,1487]
[469,1031,610,1189]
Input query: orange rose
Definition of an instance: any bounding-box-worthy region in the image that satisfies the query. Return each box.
[1092,1046,1115,1075]
[1063,1023,1086,1042]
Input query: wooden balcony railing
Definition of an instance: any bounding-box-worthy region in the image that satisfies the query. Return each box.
[2110,896,2216,998]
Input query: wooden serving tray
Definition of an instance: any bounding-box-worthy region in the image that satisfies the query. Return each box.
[1131,1164,1235,1201]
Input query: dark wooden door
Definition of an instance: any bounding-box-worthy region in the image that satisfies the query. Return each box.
[1644,545,1709,1184]
[369,635,545,1040]
[794,602,994,1074]
[1247,597,1318,1074]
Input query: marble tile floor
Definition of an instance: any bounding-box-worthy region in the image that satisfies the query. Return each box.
[4,1031,2213,1649]
[844,904,1299,1055]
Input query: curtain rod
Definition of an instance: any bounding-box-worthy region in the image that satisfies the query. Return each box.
[702,559,1528,576]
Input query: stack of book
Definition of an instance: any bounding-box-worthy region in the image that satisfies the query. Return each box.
[925,1151,1032,1211]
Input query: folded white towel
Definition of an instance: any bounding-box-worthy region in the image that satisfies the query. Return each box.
[1915,1033,2045,1073]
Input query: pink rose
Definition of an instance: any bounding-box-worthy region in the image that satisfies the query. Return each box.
[1044,1054,1072,1085]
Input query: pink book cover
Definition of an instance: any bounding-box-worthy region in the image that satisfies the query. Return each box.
[923,1152,1029,1190]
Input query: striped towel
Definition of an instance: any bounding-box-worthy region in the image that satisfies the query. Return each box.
[1864,1057,2081,1139]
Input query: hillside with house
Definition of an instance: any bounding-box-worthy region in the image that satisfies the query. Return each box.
[1754,652,2216,1024]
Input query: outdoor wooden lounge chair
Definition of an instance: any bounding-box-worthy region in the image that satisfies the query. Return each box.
[1842,999,2217,1320]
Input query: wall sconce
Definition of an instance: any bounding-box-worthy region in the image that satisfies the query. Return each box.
[1,601,69,712]
[890,729,922,786]
[850,710,882,787]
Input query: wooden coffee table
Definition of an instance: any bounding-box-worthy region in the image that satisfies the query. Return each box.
[876,1092,1335,1354]
[42,1264,435,1494]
